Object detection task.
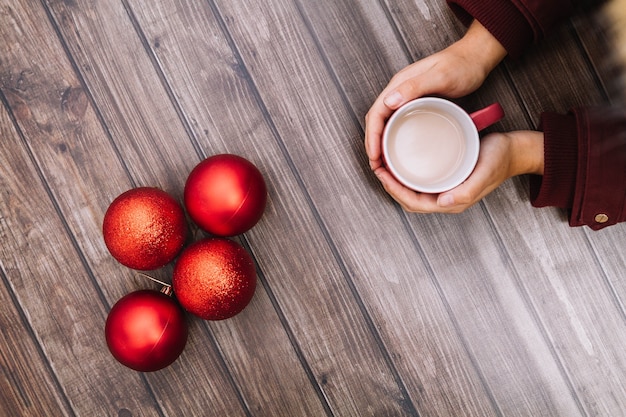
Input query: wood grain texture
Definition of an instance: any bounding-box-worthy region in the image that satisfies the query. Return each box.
[40,0,330,415]
[483,15,626,417]
[0,0,624,416]
[0,98,72,417]
[128,0,415,415]
[208,1,502,415]
[0,3,165,415]
[301,1,587,416]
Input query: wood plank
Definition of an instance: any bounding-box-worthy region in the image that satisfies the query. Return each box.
[483,17,626,417]
[206,0,510,415]
[0,2,168,415]
[0,98,73,417]
[40,0,334,415]
[438,8,626,416]
[126,0,414,415]
[571,11,616,103]
[2,1,249,415]
[298,1,589,416]
[1,0,623,415]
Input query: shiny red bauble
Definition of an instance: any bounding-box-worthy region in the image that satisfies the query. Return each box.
[103,187,187,270]
[173,238,257,320]
[105,289,188,372]
[184,154,267,236]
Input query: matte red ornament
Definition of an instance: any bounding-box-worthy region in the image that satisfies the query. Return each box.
[184,154,267,236]
[105,288,188,372]
[103,187,187,270]
[173,238,257,320]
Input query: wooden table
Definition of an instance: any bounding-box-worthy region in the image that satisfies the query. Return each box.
[1,1,625,416]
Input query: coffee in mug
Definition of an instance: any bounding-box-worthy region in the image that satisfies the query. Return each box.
[382,97,504,193]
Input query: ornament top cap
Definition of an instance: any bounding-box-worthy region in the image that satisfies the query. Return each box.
[136,273,173,296]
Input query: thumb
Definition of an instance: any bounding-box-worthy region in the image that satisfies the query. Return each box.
[383,79,423,110]
[437,182,475,209]
[383,72,439,109]
[437,178,486,212]
[437,194,456,208]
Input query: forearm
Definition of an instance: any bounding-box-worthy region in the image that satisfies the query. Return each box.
[447,0,574,58]
[454,20,507,79]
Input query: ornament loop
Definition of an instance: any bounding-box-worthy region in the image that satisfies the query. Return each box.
[135,273,172,296]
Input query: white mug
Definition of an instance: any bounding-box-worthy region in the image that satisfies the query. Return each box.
[382,97,504,193]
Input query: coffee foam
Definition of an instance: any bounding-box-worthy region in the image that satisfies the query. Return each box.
[386,108,465,186]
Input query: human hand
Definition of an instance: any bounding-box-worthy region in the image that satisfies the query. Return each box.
[365,20,507,170]
[373,131,545,213]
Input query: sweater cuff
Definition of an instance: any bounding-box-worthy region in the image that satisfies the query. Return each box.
[446,0,534,58]
[530,112,578,209]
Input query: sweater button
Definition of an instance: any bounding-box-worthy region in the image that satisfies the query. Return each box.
[594,213,609,224]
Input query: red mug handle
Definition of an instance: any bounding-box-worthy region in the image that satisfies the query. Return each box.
[469,103,504,131]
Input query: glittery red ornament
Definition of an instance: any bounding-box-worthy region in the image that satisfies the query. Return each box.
[173,238,257,320]
[184,154,267,236]
[103,187,187,270]
[105,288,188,372]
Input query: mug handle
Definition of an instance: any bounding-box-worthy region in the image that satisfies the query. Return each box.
[469,103,504,132]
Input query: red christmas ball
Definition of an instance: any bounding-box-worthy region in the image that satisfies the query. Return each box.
[184,154,267,236]
[103,187,187,270]
[105,289,188,372]
[173,238,257,320]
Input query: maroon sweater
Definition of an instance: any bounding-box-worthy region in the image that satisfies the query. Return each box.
[448,0,626,230]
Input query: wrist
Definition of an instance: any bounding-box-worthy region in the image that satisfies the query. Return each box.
[509,131,545,176]
[458,20,507,78]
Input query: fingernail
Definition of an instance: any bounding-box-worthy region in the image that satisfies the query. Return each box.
[384,92,403,108]
[438,195,455,207]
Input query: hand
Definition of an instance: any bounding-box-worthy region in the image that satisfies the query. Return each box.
[365,20,507,170]
[373,131,545,213]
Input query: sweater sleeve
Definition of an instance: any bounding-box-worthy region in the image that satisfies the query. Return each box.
[531,107,626,230]
[446,0,574,58]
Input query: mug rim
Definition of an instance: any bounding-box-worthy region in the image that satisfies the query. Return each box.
[382,97,480,194]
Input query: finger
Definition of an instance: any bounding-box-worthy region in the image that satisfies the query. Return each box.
[436,188,474,213]
[364,99,394,168]
[375,168,440,213]
[436,169,494,213]
[366,81,428,169]
[383,64,444,108]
